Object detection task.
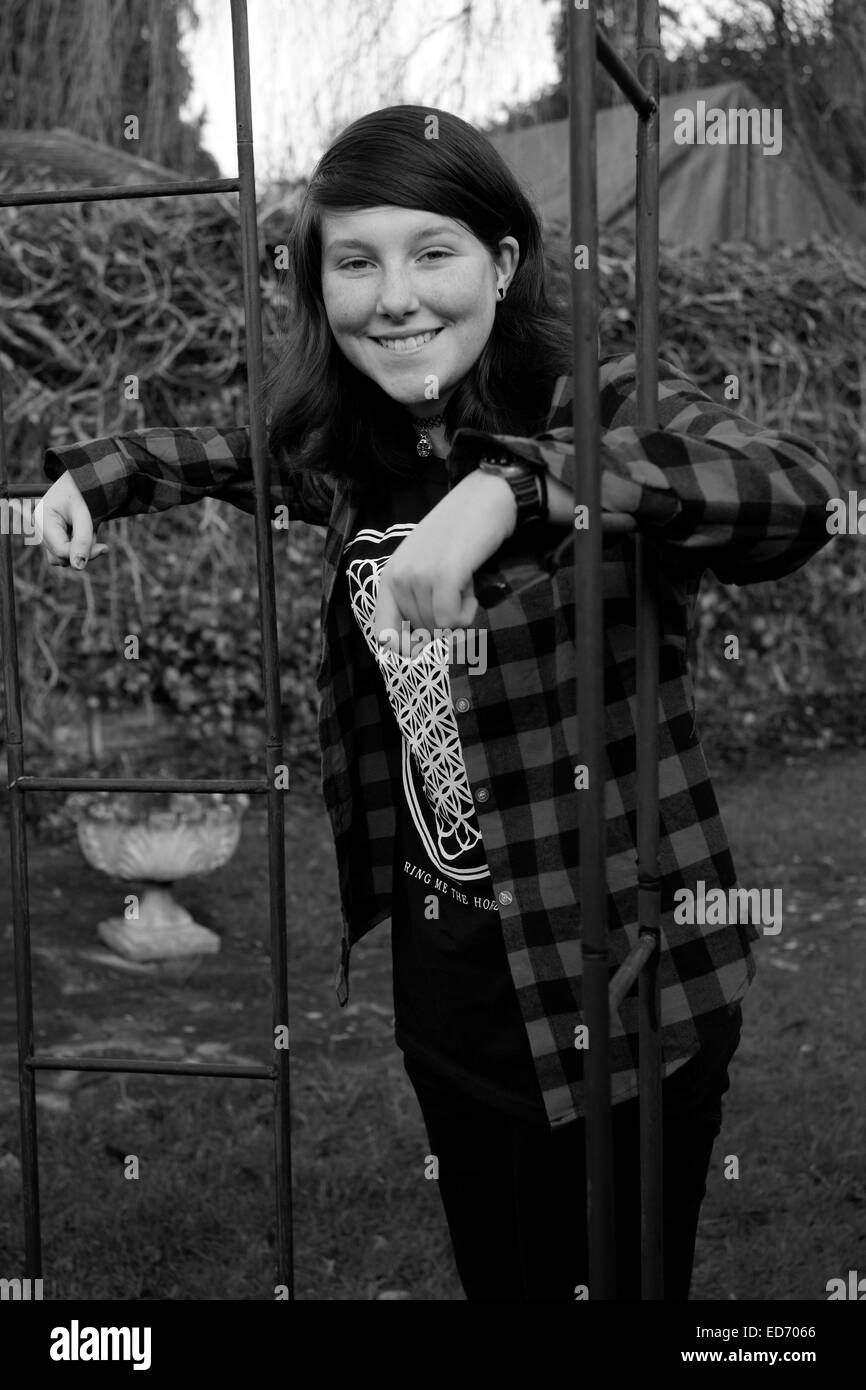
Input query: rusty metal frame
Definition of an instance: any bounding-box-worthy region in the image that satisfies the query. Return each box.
[571,1,664,1299]
[0,0,295,1297]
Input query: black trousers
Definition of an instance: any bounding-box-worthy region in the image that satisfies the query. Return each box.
[404,1005,742,1301]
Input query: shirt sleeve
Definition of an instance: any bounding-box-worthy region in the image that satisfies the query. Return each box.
[448,352,839,585]
[43,426,336,529]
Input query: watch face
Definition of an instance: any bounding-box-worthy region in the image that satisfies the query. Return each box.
[480,461,531,478]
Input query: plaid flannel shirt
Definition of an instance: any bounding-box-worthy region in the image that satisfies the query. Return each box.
[44,353,838,1127]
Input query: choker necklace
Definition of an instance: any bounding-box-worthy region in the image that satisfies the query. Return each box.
[410,412,447,457]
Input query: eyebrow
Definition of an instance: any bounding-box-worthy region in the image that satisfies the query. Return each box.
[324,223,462,254]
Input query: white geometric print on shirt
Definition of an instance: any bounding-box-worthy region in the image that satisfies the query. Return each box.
[345,524,488,878]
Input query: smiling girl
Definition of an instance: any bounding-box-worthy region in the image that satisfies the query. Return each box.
[38,105,836,1301]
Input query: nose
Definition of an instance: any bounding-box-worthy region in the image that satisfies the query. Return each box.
[375,262,421,320]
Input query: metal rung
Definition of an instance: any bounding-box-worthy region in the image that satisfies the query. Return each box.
[2,483,49,497]
[27,1054,275,1081]
[608,932,658,1011]
[596,27,656,119]
[0,177,240,210]
[9,776,271,794]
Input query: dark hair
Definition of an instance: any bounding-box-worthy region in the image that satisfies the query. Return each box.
[264,105,572,487]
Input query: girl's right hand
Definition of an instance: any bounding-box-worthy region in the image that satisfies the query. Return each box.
[34,473,110,570]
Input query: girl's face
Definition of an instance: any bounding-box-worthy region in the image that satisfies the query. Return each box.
[320,205,519,413]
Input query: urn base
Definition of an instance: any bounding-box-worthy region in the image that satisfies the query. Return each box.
[96,885,221,961]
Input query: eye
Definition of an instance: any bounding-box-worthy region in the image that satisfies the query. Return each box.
[418,249,452,263]
[337,257,373,271]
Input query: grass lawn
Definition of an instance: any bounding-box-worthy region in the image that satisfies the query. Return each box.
[0,747,864,1300]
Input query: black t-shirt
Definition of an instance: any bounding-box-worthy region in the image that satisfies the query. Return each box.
[342,455,546,1121]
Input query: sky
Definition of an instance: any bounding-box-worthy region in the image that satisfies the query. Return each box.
[179,0,736,184]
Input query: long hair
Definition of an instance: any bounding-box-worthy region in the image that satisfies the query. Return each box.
[264,105,572,486]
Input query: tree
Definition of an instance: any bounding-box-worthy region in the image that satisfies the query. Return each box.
[0,0,218,177]
[492,0,706,132]
[695,1,866,205]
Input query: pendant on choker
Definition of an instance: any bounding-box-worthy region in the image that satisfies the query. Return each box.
[411,412,446,458]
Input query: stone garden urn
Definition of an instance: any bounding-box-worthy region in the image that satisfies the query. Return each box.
[68,790,250,962]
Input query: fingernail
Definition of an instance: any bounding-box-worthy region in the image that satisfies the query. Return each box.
[72,554,86,569]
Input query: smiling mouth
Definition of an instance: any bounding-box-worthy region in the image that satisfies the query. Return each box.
[372,328,443,355]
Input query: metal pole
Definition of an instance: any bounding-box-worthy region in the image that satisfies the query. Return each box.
[0,373,42,1279]
[229,0,295,1297]
[635,0,664,1300]
[569,0,617,1301]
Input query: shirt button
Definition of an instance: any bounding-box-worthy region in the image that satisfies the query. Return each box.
[474,788,489,804]
[498,890,513,907]
[455,697,470,713]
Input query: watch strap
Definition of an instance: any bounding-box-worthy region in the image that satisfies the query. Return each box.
[478,455,548,530]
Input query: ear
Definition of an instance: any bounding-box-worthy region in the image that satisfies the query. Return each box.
[494,235,520,289]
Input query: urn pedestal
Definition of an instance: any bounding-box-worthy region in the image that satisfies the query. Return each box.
[71,792,250,962]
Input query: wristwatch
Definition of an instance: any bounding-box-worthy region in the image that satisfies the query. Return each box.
[477,454,549,533]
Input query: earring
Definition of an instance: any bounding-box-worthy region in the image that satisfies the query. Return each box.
[497,281,506,301]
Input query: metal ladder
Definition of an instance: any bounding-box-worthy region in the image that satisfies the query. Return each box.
[572,0,665,1299]
[0,0,295,1298]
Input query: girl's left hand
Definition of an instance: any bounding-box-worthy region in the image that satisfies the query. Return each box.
[373,468,517,649]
